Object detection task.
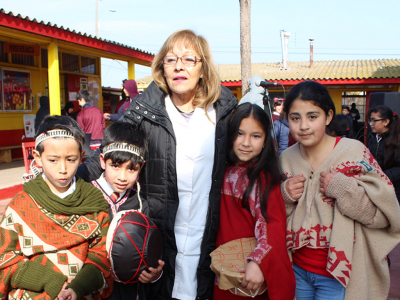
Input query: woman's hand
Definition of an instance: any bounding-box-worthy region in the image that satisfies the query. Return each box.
[139,260,165,283]
[320,166,337,194]
[237,261,265,292]
[286,174,306,200]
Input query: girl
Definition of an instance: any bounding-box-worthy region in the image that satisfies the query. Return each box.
[280,81,400,300]
[272,98,284,121]
[367,105,400,202]
[214,103,296,300]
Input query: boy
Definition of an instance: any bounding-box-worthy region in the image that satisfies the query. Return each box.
[92,122,164,300]
[76,89,105,150]
[0,115,112,300]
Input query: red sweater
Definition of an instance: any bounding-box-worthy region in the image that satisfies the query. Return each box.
[77,104,105,141]
[214,165,295,300]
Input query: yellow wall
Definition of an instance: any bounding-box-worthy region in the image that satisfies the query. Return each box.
[0,26,150,133]
[328,89,343,114]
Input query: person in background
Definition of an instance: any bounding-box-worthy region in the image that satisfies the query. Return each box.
[341,105,353,136]
[329,114,353,138]
[61,101,75,118]
[34,95,50,133]
[272,98,284,122]
[77,89,105,150]
[367,105,400,203]
[350,102,360,133]
[240,75,264,109]
[77,29,238,300]
[104,79,139,122]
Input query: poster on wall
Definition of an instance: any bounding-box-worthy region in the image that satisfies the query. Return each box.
[23,114,36,138]
[3,69,31,111]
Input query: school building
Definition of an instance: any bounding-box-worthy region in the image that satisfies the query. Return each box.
[138,59,400,125]
[0,8,154,162]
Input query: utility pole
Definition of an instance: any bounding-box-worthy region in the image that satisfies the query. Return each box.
[239,0,252,97]
[95,0,99,37]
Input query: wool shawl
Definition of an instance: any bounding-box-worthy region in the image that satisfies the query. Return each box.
[279,138,400,300]
[23,175,108,215]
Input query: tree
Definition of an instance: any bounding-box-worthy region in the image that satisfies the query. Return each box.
[239,0,252,97]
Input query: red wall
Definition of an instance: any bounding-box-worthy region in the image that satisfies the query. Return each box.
[0,129,34,159]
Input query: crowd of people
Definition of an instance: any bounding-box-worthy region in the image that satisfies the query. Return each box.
[2,29,400,300]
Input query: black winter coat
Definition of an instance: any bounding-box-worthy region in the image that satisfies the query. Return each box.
[367,131,400,202]
[77,82,238,300]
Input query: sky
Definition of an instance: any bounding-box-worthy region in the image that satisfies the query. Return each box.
[2,0,400,88]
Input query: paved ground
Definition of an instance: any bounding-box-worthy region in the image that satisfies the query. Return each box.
[0,160,25,190]
[0,160,399,298]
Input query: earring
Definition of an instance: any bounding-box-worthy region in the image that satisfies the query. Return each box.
[200,74,203,78]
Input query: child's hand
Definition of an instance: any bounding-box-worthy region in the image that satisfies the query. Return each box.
[320,166,337,194]
[139,260,165,283]
[237,261,265,292]
[57,288,77,300]
[286,174,306,200]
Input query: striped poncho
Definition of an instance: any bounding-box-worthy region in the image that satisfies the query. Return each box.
[0,176,112,300]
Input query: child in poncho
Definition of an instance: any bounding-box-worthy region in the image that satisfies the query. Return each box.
[0,116,112,300]
[280,81,400,300]
[213,103,296,300]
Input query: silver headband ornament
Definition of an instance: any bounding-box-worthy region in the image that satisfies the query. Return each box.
[103,143,143,160]
[35,129,77,148]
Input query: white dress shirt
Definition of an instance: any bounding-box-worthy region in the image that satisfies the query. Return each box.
[42,174,76,199]
[96,173,126,201]
[165,96,216,300]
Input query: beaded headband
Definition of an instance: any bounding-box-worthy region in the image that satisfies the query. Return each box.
[35,129,78,149]
[103,143,144,160]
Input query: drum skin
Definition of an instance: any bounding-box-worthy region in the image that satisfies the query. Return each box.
[107,210,163,283]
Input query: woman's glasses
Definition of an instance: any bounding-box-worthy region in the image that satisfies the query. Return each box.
[163,55,202,67]
[368,118,384,124]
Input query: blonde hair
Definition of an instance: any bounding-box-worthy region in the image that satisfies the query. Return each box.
[152,29,221,117]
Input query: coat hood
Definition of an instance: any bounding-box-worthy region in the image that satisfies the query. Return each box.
[123,80,139,99]
[248,75,265,94]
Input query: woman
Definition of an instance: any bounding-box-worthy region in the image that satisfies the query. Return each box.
[77,29,238,300]
[367,105,400,202]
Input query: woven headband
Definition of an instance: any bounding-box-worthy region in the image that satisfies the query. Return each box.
[35,129,79,149]
[103,143,144,160]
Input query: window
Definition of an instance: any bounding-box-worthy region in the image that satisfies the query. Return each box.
[62,53,79,72]
[0,42,8,63]
[11,53,34,66]
[81,56,96,74]
[342,91,366,121]
[41,48,48,68]
[2,69,31,111]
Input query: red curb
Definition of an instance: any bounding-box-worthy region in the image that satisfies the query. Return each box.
[0,184,23,200]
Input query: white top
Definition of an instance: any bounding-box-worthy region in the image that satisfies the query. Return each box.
[96,173,126,200]
[42,174,76,199]
[165,95,216,300]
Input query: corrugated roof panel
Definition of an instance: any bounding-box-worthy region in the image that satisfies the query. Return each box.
[0,8,154,56]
